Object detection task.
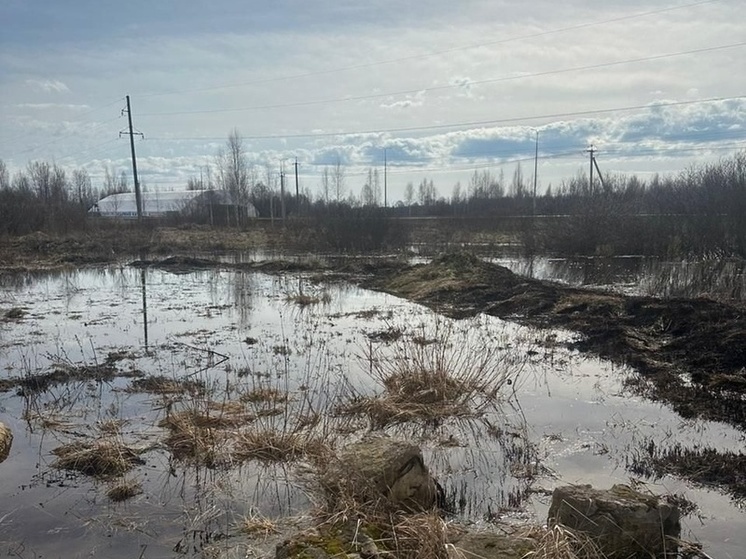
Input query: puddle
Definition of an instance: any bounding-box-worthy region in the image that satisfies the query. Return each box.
[0,265,743,558]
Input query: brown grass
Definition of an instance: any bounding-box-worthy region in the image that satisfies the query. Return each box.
[106,479,143,502]
[338,322,520,427]
[234,429,331,464]
[286,291,331,307]
[159,401,253,466]
[128,375,205,395]
[519,524,606,559]
[240,387,289,404]
[239,511,279,539]
[52,440,144,478]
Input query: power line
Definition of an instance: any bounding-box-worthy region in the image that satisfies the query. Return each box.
[139,41,746,117]
[144,95,746,142]
[137,0,721,99]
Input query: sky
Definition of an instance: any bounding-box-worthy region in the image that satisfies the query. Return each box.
[1,0,744,203]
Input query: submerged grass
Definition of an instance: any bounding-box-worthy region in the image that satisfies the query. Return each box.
[52,439,144,478]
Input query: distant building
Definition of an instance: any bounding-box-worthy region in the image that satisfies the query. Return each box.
[89,190,257,223]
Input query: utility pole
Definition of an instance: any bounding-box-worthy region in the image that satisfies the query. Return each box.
[292,158,300,216]
[533,130,539,217]
[587,144,596,196]
[383,148,388,209]
[120,95,144,220]
[279,163,286,223]
[586,145,606,195]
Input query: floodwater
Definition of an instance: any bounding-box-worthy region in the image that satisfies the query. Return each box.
[0,262,743,558]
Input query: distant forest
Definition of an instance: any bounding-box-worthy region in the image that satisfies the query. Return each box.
[1,150,744,258]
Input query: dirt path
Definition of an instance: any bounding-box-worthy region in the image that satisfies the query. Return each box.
[363,252,746,432]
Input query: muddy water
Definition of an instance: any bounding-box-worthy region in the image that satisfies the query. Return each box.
[0,265,743,558]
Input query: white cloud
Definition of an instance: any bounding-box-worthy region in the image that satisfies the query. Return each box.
[25,79,70,93]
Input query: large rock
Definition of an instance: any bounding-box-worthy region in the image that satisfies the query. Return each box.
[0,421,12,463]
[548,484,680,558]
[321,435,437,512]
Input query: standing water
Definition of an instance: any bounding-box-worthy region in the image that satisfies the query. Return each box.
[0,263,742,558]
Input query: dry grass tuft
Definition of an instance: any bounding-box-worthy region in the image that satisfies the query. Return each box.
[339,321,521,427]
[52,439,144,478]
[519,524,607,559]
[106,479,143,502]
[128,375,205,395]
[234,429,331,464]
[240,387,289,404]
[159,401,252,466]
[239,511,279,539]
[387,512,450,559]
[286,291,331,307]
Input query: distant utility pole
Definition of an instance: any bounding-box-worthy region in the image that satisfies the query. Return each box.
[279,163,287,222]
[533,130,539,217]
[383,148,388,209]
[120,95,144,220]
[292,158,300,216]
[586,144,606,194]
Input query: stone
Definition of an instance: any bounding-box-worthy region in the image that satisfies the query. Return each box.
[321,435,437,512]
[548,484,680,558]
[0,421,12,463]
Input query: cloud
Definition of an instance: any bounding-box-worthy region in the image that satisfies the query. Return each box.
[16,103,90,111]
[25,79,70,93]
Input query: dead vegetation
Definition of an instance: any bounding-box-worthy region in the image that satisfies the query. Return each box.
[158,401,253,465]
[629,442,746,502]
[51,439,144,478]
[128,375,205,395]
[3,307,25,320]
[106,479,143,502]
[338,322,521,428]
[285,291,331,307]
[240,511,279,538]
[234,429,331,464]
[518,524,607,559]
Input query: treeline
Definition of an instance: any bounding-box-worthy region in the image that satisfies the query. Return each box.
[1,149,744,257]
[0,159,131,235]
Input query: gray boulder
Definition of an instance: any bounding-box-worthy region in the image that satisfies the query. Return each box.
[321,435,437,512]
[548,484,680,558]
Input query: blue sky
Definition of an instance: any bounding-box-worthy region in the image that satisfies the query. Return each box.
[1,0,744,202]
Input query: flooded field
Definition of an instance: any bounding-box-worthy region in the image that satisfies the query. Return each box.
[0,263,744,558]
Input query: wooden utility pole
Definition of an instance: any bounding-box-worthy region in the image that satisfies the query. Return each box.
[120,95,144,220]
[280,164,286,223]
[587,145,596,195]
[292,158,300,216]
[383,148,388,209]
[533,130,539,216]
[587,145,606,194]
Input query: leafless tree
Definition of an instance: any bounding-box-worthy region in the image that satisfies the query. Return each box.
[332,158,345,203]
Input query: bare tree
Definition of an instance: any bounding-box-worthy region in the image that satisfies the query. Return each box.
[404,182,414,206]
[321,166,331,204]
[72,168,94,209]
[215,128,252,225]
[332,158,345,203]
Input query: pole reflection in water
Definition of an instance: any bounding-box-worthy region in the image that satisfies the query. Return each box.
[140,267,149,351]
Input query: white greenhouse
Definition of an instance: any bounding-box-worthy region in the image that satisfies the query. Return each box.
[90,190,257,222]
